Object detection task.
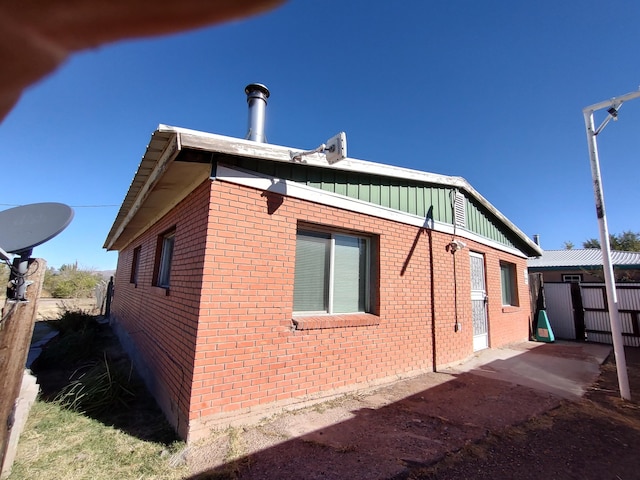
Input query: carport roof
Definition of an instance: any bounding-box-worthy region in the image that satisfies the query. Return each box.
[528,249,640,268]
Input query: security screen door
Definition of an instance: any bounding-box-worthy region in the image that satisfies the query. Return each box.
[470,252,489,351]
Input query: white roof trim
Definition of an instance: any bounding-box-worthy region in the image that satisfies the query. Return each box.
[105,124,541,256]
[161,124,539,256]
[104,133,179,251]
[215,164,529,259]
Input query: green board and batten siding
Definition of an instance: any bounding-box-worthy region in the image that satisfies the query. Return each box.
[221,156,520,251]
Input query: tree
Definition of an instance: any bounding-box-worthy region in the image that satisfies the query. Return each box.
[583,238,601,249]
[44,264,102,298]
[582,231,640,252]
[563,241,574,250]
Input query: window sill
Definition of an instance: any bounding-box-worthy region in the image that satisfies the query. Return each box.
[151,286,170,297]
[501,306,519,313]
[292,313,380,330]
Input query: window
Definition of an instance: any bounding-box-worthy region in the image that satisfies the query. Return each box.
[294,229,370,314]
[154,229,175,288]
[130,246,141,285]
[500,261,518,306]
[562,274,582,283]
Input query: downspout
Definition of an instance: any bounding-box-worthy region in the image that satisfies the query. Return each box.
[425,205,438,371]
[428,228,437,371]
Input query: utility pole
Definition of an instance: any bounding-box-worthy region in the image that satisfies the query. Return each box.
[583,89,640,401]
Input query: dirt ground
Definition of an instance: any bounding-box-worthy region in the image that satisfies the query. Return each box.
[410,348,640,480]
[184,345,640,480]
[36,297,100,320]
[26,314,640,479]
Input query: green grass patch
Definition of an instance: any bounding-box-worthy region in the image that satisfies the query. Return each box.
[13,305,185,478]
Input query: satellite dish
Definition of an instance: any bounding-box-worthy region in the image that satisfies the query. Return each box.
[0,202,74,255]
[324,131,347,164]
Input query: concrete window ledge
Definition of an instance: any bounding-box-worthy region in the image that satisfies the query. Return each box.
[292,313,380,330]
[501,306,520,313]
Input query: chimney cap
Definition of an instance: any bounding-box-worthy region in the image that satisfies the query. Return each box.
[245,83,270,98]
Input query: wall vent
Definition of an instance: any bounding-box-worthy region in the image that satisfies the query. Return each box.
[454,190,466,228]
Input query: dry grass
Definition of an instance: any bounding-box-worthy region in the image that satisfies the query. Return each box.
[8,306,187,480]
[8,402,188,480]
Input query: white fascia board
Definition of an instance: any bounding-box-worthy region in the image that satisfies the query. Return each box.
[162,124,466,188]
[215,164,529,259]
[104,132,180,250]
[160,124,540,256]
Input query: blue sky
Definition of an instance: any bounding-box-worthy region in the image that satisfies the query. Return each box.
[1,0,640,270]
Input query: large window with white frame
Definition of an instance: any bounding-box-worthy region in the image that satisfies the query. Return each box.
[294,228,371,314]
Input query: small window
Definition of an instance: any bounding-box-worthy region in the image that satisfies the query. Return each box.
[154,229,175,288]
[294,229,371,314]
[500,261,519,306]
[562,274,582,283]
[130,246,141,285]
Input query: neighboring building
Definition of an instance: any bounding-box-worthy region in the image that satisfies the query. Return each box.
[528,249,640,283]
[104,87,541,441]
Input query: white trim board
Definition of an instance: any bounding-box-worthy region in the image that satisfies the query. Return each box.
[215,164,528,259]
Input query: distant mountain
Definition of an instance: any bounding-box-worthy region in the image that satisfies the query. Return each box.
[97,270,116,280]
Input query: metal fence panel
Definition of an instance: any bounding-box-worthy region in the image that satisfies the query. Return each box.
[581,283,640,347]
[543,283,575,340]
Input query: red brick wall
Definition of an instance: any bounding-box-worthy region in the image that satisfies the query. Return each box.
[187,179,531,439]
[111,180,211,438]
[113,177,531,441]
[484,248,531,348]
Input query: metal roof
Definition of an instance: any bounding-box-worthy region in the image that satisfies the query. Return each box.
[528,249,640,268]
[104,124,542,256]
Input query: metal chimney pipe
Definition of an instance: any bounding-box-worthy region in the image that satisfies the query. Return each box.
[533,234,540,246]
[245,83,270,143]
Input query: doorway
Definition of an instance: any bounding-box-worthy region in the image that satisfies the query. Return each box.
[470,252,488,351]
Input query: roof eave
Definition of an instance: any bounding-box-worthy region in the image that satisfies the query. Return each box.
[104,124,542,257]
[168,125,542,256]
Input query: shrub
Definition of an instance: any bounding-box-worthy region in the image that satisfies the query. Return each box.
[36,308,98,368]
[44,264,103,298]
[37,328,97,367]
[55,356,137,415]
[54,307,95,334]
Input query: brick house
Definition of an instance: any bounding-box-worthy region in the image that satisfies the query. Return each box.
[104,115,540,441]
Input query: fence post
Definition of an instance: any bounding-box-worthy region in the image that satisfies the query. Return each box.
[528,273,544,340]
[105,276,113,318]
[570,282,586,342]
[0,258,46,474]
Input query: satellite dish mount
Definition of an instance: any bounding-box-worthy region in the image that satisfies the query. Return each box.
[0,202,74,301]
[290,131,347,164]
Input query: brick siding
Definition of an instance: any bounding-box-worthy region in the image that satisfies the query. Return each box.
[112,177,530,440]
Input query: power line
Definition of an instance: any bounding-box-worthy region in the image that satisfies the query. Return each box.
[0,203,118,208]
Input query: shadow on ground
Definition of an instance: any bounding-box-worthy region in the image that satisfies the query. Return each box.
[31,319,179,445]
[186,343,618,480]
